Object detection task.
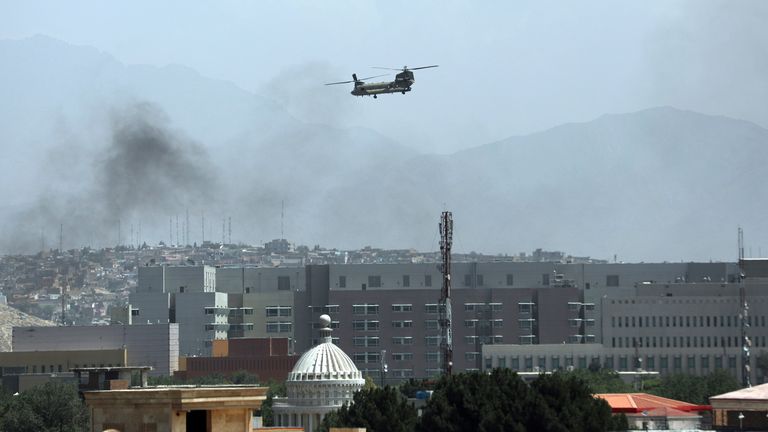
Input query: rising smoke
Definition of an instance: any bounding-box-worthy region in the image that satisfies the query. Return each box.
[0,102,217,253]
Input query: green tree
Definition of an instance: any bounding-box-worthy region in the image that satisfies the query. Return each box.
[318,386,418,432]
[564,368,633,394]
[418,369,624,432]
[418,369,562,432]
[398,378,436,398]
[532,372,628,432]
[649,370,740,405]
[0,382,88,432]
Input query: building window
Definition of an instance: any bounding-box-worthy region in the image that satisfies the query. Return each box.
[352,320,379,331]
[491,319,503,328]
[338,276,346,288]
[402,275,410,287]
[425,320,439,330]
[391,320,413,328]
[506,274,514,286]
[425,304,444,314]
[392,336,413,346]
[519,319,534,330]
[465,352,480,361]
[490,303,502,312]
[464,319,479,328]
[498,357,507,368]
[392,352,413,361]
[353,304,379,315]
[606,275,619,287]
[368,275,382,288]
[424,275,432,287]
[425,352,440,363]
[277,276,290,291]
[542,274,550,286]
[266,322,292,333]
[353,352,380,363]
[518,302,534,314]
[266,306,292,317]
[425,336,440,346]
[353,336,380,347]
[392,304,413,312]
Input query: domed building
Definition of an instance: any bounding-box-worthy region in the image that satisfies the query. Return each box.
[272,314,365,431]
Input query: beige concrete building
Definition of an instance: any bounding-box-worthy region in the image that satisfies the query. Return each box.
[84,385,268,432]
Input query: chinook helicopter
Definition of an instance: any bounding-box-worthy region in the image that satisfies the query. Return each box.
[325,65,438,98]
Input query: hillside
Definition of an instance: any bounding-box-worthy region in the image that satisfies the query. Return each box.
[1,35,767,262]
[0,303,55,351]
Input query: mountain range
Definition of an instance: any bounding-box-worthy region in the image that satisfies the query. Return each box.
[1,35,766,262]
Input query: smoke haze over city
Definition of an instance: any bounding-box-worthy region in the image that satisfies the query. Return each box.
[0,1,767,261]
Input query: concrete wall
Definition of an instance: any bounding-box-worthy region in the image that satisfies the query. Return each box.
[12,324,179,376]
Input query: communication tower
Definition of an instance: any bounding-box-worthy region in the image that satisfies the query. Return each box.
[439,211,454,375]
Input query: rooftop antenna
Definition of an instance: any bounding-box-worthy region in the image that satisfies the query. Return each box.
[201,212,205,244]
[228,216,232,244]
[169,217,173,246]
[439,211,454,376]
[222,217,226,245]
[281,200,285,240]
[186,208,190,246]
[138,222,141,248]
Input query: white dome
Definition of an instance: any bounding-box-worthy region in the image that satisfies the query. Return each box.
[288,341,363,381]
[274,315,365,431]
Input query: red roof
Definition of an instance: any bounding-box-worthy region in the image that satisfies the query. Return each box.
[595,393,711,414]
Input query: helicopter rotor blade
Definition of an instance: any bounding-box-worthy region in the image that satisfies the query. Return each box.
[324,80,355,86]
[358,74,389,81]
[371,67,403,71]
[408,65,439,70]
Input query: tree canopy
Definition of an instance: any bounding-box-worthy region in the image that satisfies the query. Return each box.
[319,386,418,432]
[647,369,740,405]
[0,382,89,432]
[417,369,626,432]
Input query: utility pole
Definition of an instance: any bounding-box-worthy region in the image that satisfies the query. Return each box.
[439,211,454,376]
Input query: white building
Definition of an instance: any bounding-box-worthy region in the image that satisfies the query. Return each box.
[272,314,365,432]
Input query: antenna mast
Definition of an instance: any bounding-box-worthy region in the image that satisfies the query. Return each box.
[439,211,454,375]
[281,200,285,239]
[739,227,751,387]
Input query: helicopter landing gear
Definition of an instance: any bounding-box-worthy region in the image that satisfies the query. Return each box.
[401,91,406,95]
[373,95,377,99]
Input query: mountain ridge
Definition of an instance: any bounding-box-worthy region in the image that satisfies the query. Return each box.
[1,35,766,262]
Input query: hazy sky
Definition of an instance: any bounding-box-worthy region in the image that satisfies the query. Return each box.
[1,0,766,154]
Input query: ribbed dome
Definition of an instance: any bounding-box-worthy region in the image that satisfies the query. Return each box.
[288,341,363,381]
[288,314,364,382]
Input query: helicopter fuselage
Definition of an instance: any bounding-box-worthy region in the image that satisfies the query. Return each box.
[351,80,412,96]
[352,71,416,97]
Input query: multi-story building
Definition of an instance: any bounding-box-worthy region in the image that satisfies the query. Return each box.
[131,266,224,356]
[134,260,745,382]
[483,260,768,384]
